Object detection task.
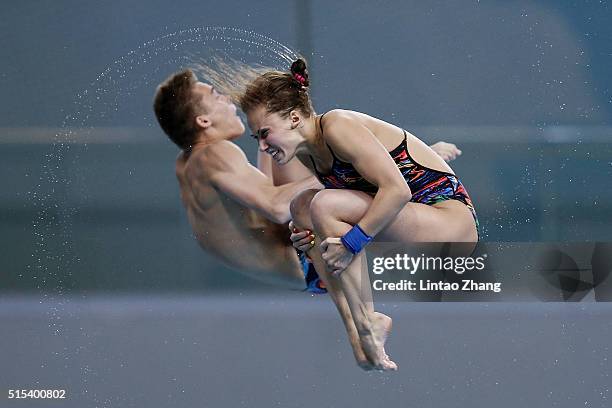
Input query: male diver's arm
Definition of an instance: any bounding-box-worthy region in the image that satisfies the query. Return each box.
[323,113,412,238]
[197,141,320,224]
[257,148,274,178]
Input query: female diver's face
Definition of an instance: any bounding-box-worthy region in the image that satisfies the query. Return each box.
[247,105,302,165]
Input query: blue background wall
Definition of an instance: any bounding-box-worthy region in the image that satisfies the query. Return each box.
[1,0,611,291]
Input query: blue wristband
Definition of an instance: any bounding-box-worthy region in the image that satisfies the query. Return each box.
[340,224,373,254]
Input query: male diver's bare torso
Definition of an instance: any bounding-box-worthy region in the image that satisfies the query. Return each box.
[175,147,303,286]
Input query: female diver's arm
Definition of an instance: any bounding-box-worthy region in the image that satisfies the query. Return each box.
[322,113,412,238]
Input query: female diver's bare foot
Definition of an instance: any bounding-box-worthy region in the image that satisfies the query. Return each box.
[371,312,398,371]
[357,312,398,371]
[348,332,374,370]
[354,350,375,371]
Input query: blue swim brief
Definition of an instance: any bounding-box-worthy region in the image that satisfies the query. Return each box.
[298,251,327,294]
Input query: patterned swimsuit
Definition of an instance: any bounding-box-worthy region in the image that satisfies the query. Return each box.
[309,115,480,239]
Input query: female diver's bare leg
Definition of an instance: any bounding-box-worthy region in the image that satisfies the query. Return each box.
[290,190,377,370]
[309,189,478,252]
[305,188,478,369]
[309,205,397,371]
[291,190,395,371]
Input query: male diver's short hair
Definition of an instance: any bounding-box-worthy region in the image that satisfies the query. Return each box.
[153,69,204,150]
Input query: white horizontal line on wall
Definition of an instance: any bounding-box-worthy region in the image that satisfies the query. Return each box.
[1,126,612,144]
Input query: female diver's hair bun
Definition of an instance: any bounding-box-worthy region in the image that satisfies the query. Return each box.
[290,58,309,87]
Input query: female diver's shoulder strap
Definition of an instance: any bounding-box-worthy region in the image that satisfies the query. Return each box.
[318,111,342,161]
[318,111,328,134]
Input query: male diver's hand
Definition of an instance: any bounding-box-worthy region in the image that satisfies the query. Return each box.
[320,237,354,276]
[288,220,315,252]
[429,141,462,162]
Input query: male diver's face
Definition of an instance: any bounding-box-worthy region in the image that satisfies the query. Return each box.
[247,106,301,165]
[193,82,245,137]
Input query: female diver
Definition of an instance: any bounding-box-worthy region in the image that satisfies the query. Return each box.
[241,59,478,371]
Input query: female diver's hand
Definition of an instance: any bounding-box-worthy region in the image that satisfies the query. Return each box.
[320,237,354,276]
[288,220,315,252]
[429,141,462,162]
